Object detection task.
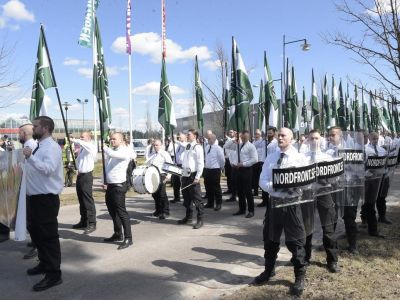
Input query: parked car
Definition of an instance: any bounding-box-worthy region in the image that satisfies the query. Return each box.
[133,140,146,157]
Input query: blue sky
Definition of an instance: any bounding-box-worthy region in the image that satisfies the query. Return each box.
[0,0,378,131]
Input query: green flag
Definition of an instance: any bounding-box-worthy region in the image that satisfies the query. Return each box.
[362,89,371,132]
[331,76,339,127]
[310,69,321,130]
[257,79,265,130]
[93,17,112,140]
[302,86,309,134]
[323,74,331,132]
[393,100,400,133]
[158,57,177,136]
[381,99,391,132]
[223,62,230,132]
[290,66,299,132]
[264,52,279,129]
[194,56,204,129]
[370,91,380,132]
[353,86,361,130]
[229,37,253,132]
[78,0,100,48]
[30,26,56,120]
[338,80,347,131]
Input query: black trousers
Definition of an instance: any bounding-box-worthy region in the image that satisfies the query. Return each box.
[76,172,96,224]
[263,205,306,271]
[171,173,181,202]
[377,176,390,218]
[237,166,254,213]
[224,158,232,192]
[305,194,338,263]
[204,168,222,207]
[342,186,362,249]
[230,166,238,198]
[152,176,169,215]
[260,191,270,205]
[105,183,132,239]
[362,178,381,233]
[27,194,61,279]
[0,223,10,242]
[182,173,204,218]
[252,161,263,194]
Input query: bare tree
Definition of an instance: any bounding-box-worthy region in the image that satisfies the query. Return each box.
[325,0,400,95]
[0,42,20,109]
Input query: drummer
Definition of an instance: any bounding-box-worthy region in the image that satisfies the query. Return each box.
[146,139,173,219]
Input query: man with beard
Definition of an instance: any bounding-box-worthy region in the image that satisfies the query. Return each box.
[23,116,63,291]
[170,133,187,203]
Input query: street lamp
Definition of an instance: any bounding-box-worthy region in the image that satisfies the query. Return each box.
[63,101,72,131]
[77,98,89,129]
[282,35,311,127]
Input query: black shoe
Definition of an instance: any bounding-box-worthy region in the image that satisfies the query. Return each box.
[327,262,340,273]
[27,265,46,276]
[204,204,213,208]
[250,269,276,285]
[177,216,192,225]
[159,214,166,220]
[202,195,208,199]
[84,224,96,235]
[214,205,222,211]
[369,231,385,238]
[253,192,258,197]
[378,217,392,225]
[103,233,123,243]
[225,197,236,202]
[290,274,305,296]
[348,247,359,255]
[0,235,10,243]
[32,276,62,292]
[72,221,86,229]
[170,199,180,203]
[304,260,310,268]
[152,211,160,217]
[23,247,38,260]
[27,242,34,248]
[193,218,203,229]
[245,212,254,218]
[118,238,133,250]
[222,190,231,195]
[232,211,245,216]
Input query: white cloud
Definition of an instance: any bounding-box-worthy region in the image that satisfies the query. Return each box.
[76,66,125,78]
[203,59,221,71]
[111,32,212,64]
[113,107,129,116]
[0,0,35,29]
[63,57,87,66]
[16,96,30,105]
[173,98,194,118]
[77,68,92,79]
[106,66,121,77]
[132,81,186,96]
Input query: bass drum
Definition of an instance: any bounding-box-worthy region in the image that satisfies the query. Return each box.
[131,165,160,194]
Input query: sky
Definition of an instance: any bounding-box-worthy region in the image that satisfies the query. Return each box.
[0,0,381,131]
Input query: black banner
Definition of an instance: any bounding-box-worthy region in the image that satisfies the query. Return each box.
[337,149,364,164]
[365,156,387,169]
[387,156,398,168]
[273,164,317,188]
[315,158,344,179]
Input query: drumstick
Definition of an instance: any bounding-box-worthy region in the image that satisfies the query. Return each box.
[180,182,195,191]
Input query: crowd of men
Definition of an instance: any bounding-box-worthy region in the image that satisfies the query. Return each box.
[1,116,399,296]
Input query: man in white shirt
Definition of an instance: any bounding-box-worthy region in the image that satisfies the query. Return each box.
[253,128,308,296]
[252,129,265,197]
[145,138,155,161]
[171,133,187,203]
[204,134,225,211]
[71,131,98,234]
[103,132,136,250]
[177,129,205,229]
[146,139,173,219]
[223,129,236,199]
[23,116,63,291]
[18,123,39,260]
[224,130,258,218]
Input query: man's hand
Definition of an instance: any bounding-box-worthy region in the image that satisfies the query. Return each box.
[237,162,244,167]
[193,178,200,184]
[23,147,32,158]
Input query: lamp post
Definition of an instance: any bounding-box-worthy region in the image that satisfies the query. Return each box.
[77,98,89,130]
[63,101,72,131]
[282,35,311,127]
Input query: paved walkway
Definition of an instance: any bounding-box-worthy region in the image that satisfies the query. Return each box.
[0,171,398,299]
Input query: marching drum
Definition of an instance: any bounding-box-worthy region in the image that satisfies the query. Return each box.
[131,165,160,194]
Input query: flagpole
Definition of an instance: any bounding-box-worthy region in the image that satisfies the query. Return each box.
[232,36,241,163]
[170,126,177,163]
[127,0,133,145]
[40,24,76,170]
[92,0,98,151]
[161,0,166,146]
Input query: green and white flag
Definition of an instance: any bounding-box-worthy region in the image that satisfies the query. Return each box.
[290,66,299,132]
[194,55,204,129]
[302,86,309,134]
[337,80,347,131]
[223,62,231,132]
[380,99,391,132]
[78,0,99,48]
[229,37,253,132]
[257,79,265,130]
[158,57,177,136]
[310,69,321,130]
[353,86,361,130]
[362,89,371,132]
[331,76,338,127]
[263,52,279,129]
[370,91,379,132]
[322,74,331,132]
[393,99,400,133]
[30,25,56,120]
[93,17,112,140]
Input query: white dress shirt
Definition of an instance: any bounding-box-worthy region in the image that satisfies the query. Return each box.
[73,139,97,173]
[145,144,155,160]
[253,138,266,162]
[205,144,225,169]
[180,141,204,179]
[259,145,308,197]
[24,138,38,151]
[26,136,64,196]
[147,150,173,175]
[104,145,136,184]
[174,141,187,165]
[224,139,258,167]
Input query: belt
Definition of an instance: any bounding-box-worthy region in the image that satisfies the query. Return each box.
[78,171,93,175]
[108,182,126,188]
